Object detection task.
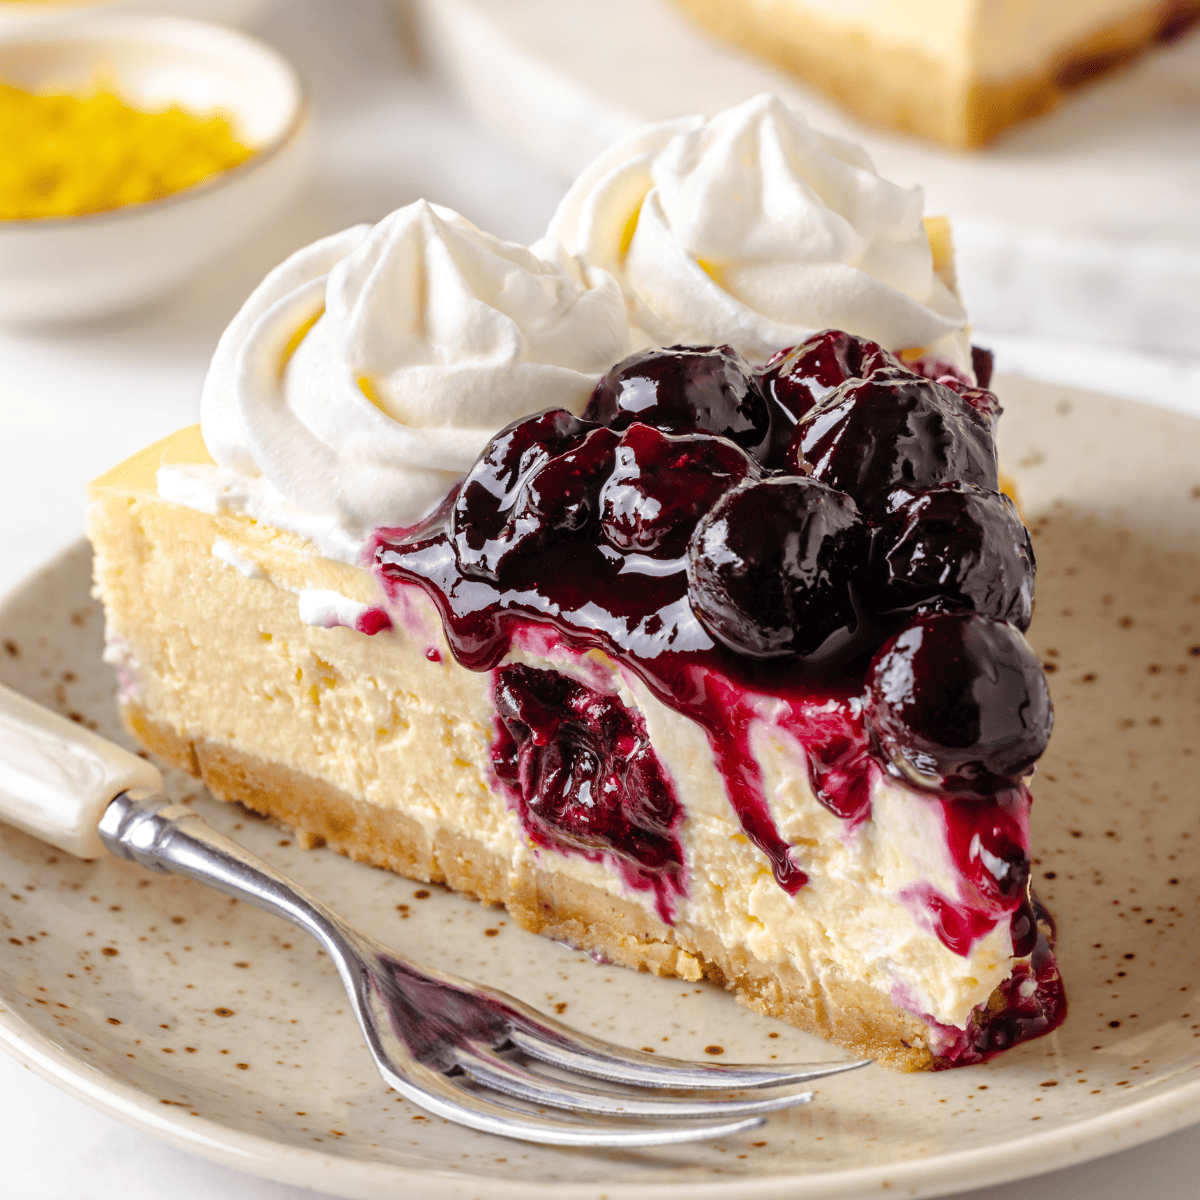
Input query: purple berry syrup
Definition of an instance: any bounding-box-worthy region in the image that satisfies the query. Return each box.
[355,607,393,636]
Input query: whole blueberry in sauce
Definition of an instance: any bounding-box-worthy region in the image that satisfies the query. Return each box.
[865,612,1053,795]
[866,483,1035,631]
[789,374,1000,519]
[598,425,759,559]
[757,329,912,467]
[452,411,627,584]
[687,476,867,662]
[586,344,771,457]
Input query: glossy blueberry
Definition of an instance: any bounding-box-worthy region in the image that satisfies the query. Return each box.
[865,612,1053,795]
[757,330,913,469]
[585,344,771,455]
[759,329,906,421]
[969,821,1031,907]
[452,409,612,582]
[866,483,1035,630]
[598,425,760,559]
[687,476,867,662]
[788,374,1000,519]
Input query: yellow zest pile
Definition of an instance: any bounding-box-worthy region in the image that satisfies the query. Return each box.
[0,81,256,220]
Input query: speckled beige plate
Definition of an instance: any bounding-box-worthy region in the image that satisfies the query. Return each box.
[1,376,1198,1200]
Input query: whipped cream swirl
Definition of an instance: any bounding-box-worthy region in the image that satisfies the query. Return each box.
[549,94,971,370]
[197,201,633,552]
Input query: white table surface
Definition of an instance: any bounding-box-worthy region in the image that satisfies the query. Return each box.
[1,1,1198,1195]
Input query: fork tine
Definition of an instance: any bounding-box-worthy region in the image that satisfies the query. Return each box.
[454,1043,814,1118]
[379,1057,771,1147]
[505,1016,872,1090]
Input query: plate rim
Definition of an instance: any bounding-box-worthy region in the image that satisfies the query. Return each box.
[3,535,1200,1200]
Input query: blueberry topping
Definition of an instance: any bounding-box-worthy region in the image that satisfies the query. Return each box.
[585,344,771,455]
[788,374,1000,519]
[865,613,1053,795]
[687,476,867,662]
[599,424,760,558]
[492,664,684,920]
[866,483,1035,630]
[378,331,1056,989]
[451,409,609,581]
[518,425,620,534]
[760,328,907,420]
[757,330,912,468]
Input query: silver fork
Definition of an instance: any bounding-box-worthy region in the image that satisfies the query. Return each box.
[0,683,869,1146]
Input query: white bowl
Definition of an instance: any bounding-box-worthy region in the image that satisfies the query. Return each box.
[0,13,310,323]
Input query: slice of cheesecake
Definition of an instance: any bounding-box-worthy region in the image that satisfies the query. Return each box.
[668,0,1200,146]
[88,337,1063,1071]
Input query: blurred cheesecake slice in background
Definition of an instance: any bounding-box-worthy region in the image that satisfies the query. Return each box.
[668,0,1200,145]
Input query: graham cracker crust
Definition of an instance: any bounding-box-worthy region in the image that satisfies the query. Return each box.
[670,0,1200,147]
[124,699,937,1070]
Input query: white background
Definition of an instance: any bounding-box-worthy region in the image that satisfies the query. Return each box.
[1,1,1197,1195]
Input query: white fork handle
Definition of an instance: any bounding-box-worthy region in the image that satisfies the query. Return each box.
[0,682,163,858]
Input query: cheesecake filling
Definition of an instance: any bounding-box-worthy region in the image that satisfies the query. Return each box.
[95,508,1017,1031]
[95,402,1062,1044]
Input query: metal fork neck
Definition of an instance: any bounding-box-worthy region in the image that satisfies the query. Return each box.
[99,788,354,957]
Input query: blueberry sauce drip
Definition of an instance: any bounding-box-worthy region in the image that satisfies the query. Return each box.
[927,897,1066,1068]
[356,607,393,636]
[490,663,685,922]
[941,785,1032,913]
[371,331,1057,1047]
[901,885,1003,958]
[899,785,1034,958]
